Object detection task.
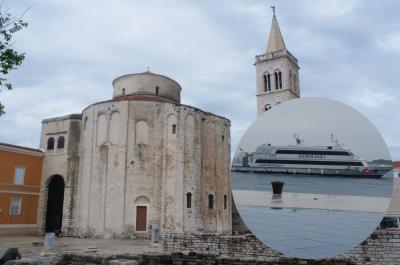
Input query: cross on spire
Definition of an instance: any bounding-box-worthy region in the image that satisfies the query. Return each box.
[271,5,276,15]
[266,5,286,53]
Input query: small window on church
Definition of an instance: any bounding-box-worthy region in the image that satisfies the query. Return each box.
[57,136,65,149]
[47,137,55,150]
[208,194,214,209]
[278,71,282,89]
[222,135,225,142]
[224,194,227,209]
[122,88,125,96]
[263,75,267,91]
[186,192,192,208]
[172,124,177,134]
[156,86,159,95]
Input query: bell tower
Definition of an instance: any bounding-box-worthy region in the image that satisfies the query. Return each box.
[255,8,300,115]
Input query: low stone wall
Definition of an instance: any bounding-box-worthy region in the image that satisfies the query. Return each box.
[10,253,356,265]
[162,228,400,265]
[340,228,400,265]
[162,233,283,261]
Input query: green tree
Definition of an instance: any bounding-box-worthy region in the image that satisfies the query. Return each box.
[0,5,28,116]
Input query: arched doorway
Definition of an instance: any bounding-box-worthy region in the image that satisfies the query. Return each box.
[134,195,150,232]
[45,175,65,233]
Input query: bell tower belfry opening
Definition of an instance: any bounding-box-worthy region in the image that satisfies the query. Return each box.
[255,7,300,115]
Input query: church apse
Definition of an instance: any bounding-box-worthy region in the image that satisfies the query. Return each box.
[39,70,232,238]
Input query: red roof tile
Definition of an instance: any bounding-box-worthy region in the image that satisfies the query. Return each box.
[0,141,43,153]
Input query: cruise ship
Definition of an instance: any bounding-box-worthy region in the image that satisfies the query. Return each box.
[232,135,392,178]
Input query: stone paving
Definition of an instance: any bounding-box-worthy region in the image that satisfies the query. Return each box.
[0,235,163,258]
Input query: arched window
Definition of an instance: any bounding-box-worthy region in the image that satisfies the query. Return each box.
[122,88,125,96]
[110,112,121,145]
[97,114,107,146]
[208,194,214,209]
[275,71,282,90]
[186,192,192,208]
[135,120,148,145]
[289,71,293,91]
[263,73,271,92]
[57,136,65,149]
[47,137,55,150]
[172,124,177,134]
[224,194,227,209]
[156,86,159,95]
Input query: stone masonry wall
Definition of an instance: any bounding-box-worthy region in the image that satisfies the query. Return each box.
[162,228,400,264]
[340,228,400,265]
[56,252,356,265]
[162,233,284,261]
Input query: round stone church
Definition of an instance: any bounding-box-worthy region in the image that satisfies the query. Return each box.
[38,70,232,238]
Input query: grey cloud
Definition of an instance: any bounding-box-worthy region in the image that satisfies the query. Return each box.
[1,0,399,161]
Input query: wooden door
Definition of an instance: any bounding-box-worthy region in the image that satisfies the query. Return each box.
[136,206,147,231]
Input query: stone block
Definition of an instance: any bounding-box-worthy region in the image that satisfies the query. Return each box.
[109,260,139,265]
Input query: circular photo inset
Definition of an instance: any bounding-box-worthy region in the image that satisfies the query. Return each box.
[232,97,393,259]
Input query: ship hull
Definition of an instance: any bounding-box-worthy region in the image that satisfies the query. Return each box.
[231,165,386,178]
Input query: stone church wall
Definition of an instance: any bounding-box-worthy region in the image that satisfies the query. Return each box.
[71,99,231,238]
[37,114,81,235]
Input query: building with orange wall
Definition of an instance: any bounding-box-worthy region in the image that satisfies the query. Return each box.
[0,142,44,235]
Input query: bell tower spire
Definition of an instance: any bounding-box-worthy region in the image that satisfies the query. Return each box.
[266,8,286,53]
[255,8,301,116]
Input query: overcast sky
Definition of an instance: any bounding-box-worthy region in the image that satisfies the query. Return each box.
[1,0,399,160]
[238,98,391,161]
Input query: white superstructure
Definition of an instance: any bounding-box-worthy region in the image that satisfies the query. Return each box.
[233,135,391,178]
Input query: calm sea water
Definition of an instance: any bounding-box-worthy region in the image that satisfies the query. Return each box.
[232,171,393,198]
[238,206,382,259]
[232,171,393,259]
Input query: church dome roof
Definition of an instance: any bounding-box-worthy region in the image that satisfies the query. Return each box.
[112,70,182,103]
